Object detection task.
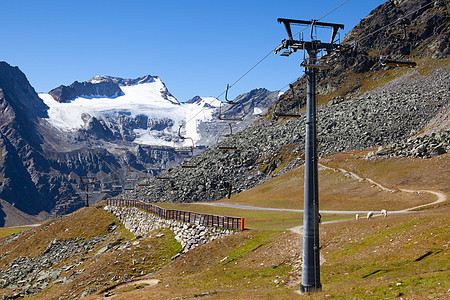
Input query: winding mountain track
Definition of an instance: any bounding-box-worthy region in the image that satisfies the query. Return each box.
[201,164,447,215]
[318,163,447,212]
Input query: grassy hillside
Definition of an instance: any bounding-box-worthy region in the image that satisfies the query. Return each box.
[160,151,443,213]
[0,150,447,299]
[322,151,450,195]
[97,205,448,299]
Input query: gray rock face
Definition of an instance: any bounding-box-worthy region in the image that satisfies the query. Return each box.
[48,81,123,103]
[370,131,449,158]
[74,113,177,143]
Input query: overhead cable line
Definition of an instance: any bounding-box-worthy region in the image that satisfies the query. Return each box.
[85,0,354,189]
[317,0,351,21]
[185,0,351,126]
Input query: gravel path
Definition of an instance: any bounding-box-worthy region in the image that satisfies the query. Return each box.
[198,165,447,215]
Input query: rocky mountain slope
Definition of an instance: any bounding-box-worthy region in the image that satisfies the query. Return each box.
[122,0,449,203]
[123,67,449,203]
[0,0,448,226]
[0,62,58,220]
[0,64,278,226]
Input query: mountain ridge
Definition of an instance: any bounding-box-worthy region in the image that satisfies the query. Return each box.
[0,0,448,226]
[0,63,279,225]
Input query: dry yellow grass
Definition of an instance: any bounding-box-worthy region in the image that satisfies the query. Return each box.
[322,151,450,194]
[0,226,32,238]
[212,152,441,211]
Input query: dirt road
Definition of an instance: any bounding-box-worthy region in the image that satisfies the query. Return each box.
[200,164,447,215]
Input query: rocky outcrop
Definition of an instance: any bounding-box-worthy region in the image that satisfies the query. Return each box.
[369,131,449,158]
[104,205,237,253]
[49,74,180,104]
[0,223,107,298]
[48,81,123,103]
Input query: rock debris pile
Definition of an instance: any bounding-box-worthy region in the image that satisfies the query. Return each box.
[369,131,449,158]
[104,205,237,253]
[0,235,106,298]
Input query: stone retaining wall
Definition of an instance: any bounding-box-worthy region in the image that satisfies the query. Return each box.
[104,205,237,253]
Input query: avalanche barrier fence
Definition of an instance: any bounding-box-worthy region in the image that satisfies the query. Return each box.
[106,199,244,231]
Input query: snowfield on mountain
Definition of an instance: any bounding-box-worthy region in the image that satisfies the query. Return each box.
[39,79,221,146]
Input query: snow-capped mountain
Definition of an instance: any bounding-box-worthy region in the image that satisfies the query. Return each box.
[39,75,279,148]
[0,63,278,224]
[39,76,223,147]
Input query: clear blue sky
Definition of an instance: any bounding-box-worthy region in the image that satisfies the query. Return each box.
[1,0,385,102]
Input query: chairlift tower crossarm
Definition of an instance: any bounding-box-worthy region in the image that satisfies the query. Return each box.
[276,18,343,293]
[277,18,344,43]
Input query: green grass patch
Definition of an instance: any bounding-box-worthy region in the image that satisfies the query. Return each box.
[157,202,302,230]
[224,231,273,264]
[0,226,31,238]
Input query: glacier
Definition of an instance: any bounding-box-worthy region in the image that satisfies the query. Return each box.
[39,78,221,147]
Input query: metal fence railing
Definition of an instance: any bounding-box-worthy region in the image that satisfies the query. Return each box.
[106,199,244,231]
